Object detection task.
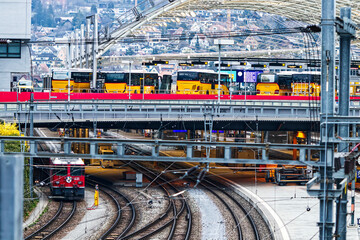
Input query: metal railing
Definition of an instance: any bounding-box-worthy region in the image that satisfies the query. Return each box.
[0,135,324,166]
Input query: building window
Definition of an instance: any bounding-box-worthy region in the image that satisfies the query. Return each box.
[0,40,21,58]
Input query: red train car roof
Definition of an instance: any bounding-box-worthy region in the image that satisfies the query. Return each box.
[50,157,84,165]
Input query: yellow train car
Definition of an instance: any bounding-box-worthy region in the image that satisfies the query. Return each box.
[176,69,230,95]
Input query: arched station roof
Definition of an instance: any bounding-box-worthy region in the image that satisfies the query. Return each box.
[97,0,359,57]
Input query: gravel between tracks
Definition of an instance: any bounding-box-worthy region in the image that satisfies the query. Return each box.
[62,188,111,240]
[187,188,227,240]
[116,185,169,239]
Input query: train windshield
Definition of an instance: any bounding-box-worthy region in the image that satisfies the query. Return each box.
[104,73,127,83]
[72,72,92,83]
[55,167,67,176]
[177,72,199,81]
[70,167,84,176]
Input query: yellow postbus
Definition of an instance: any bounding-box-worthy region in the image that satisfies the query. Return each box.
[51,68,92,93]
[176,70,231,95]
[100,71,159,94]
[291,72,321,97]
[256,72,292,96]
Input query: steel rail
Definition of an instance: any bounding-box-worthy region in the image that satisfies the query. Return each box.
[129,161,190,240]
[87,179,136,240]
[24,201,64,240]
[42,201,77,240]
[204,179,260,240]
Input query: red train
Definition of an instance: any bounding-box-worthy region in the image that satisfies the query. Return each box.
[50,157,85,200]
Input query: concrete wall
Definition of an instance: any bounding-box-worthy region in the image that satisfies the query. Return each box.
[0,45,31,90]
[0,0,31,40]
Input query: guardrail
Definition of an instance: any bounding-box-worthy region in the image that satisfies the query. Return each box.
[0,135,324,166]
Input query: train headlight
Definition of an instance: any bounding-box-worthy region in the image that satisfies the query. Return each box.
[78,181,83,185]
[55,181,60,185]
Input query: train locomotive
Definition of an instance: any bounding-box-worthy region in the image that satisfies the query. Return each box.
[49,157,85,200]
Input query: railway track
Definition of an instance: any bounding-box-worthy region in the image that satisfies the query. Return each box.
[24,201,76,240]
[87,179,136,240]
[161,162,273,240]
[122,161,192,240]
[109,131,271,239]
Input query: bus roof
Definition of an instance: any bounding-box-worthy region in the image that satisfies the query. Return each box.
[277,71,321,75]
[52,68,93,73]
[100,70,157,74]
[177,69,217,74]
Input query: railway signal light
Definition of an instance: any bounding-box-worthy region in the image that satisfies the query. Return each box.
[178,62,194,66]
[152,60,169,65]
[350,64,360,69]
[287,65,302,69]
[192,61,208,65]
[215,63,231,67]
[307,63,321,68]
[269,63,285,67]
[142,60,169,66]
[252,64,267,68]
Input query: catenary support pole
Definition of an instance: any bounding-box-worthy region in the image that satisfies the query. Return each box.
[29,93,34,198]
[0,155,24,240]
[85,18,91,68]
[319,0,336,239]
[75,29,79,68]
[336,7,352,240]
[80,24,84,68]
[218,44,221,103]
[92,14,98,90]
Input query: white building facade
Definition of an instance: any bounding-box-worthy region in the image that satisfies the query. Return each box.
[0,0,31,90]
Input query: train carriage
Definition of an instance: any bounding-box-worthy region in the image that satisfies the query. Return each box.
[49,157,85,200]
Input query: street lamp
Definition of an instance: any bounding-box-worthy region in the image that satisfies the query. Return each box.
[214,39,234,103]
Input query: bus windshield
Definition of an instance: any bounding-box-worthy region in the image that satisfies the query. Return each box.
[144,74,158,86]
[177,72,199,81]
[292,74,320,84]
[259,74,277,83]
[104,73,127,83]
[72,72,92,83]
